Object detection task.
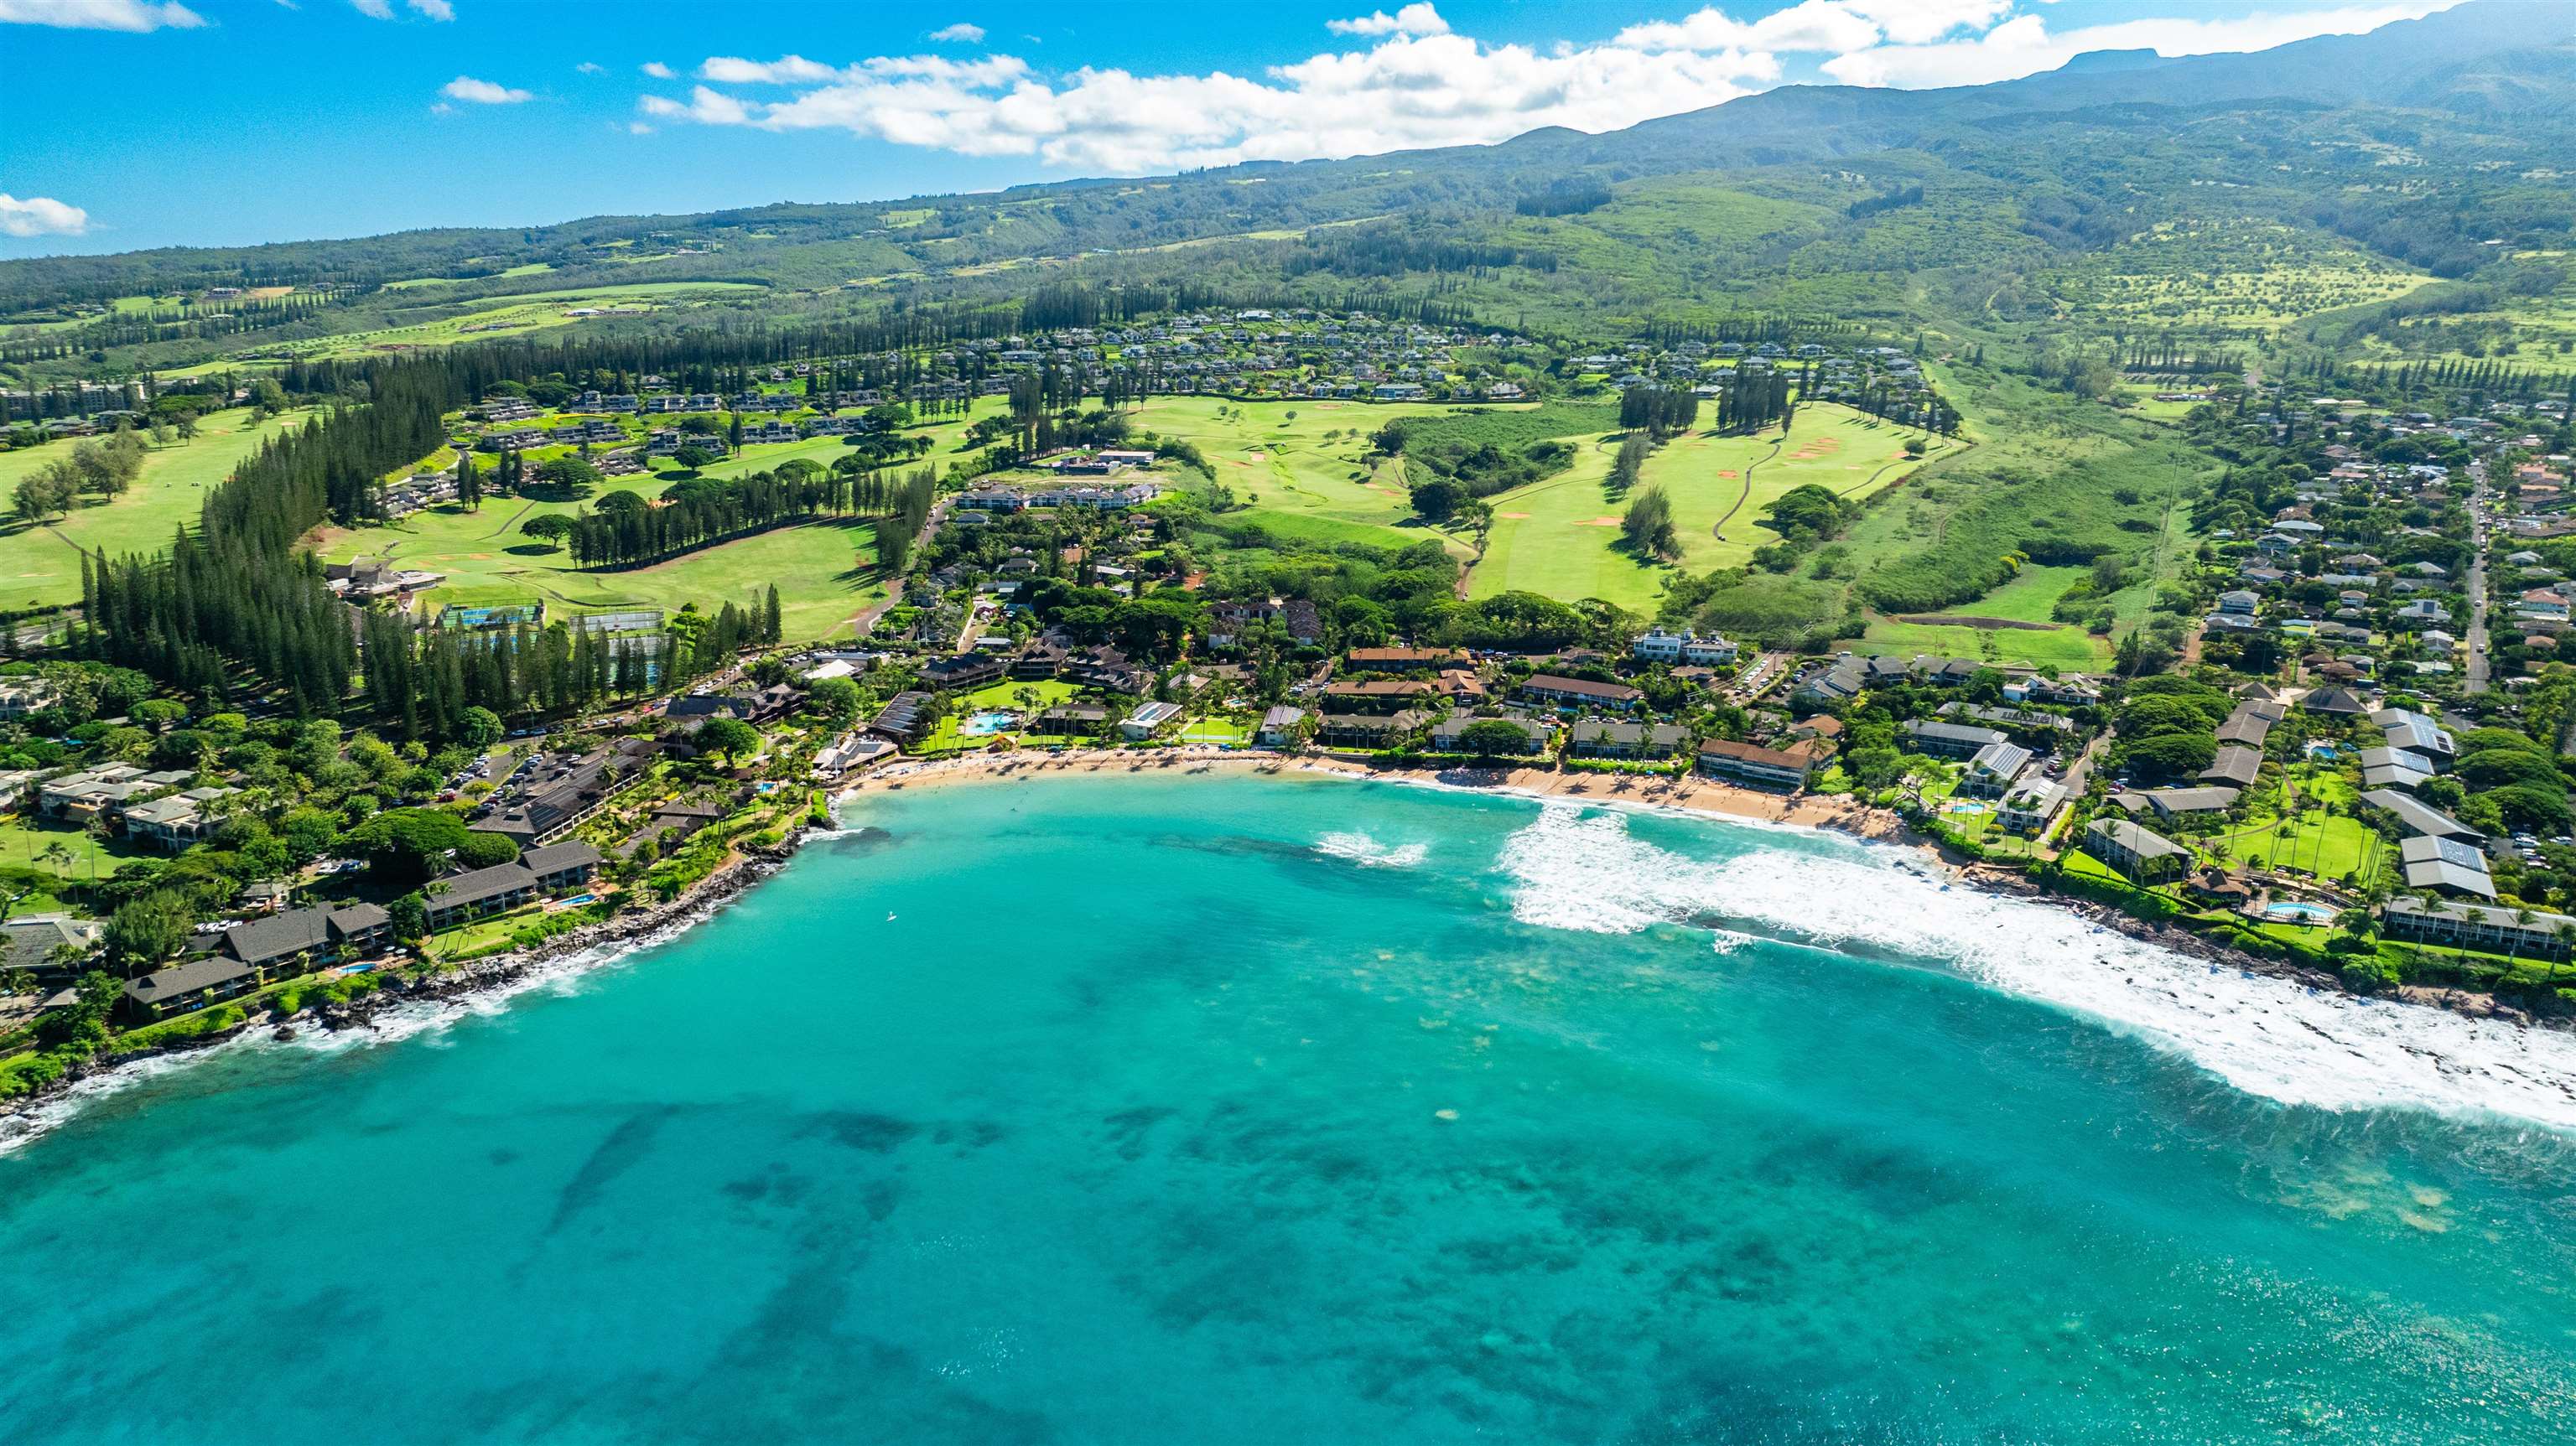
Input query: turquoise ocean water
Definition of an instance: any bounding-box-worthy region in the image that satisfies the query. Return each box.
[3,771,2573,1443]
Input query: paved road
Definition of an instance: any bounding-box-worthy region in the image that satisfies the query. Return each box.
[844,498,952,641]
[2465,478,2492,696]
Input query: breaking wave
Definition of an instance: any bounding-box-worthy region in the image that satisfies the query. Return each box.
[1495,802,2576,1131]
[1315,832,1430,869]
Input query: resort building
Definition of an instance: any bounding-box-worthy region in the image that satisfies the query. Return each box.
[120,956,265,1024]
[1958,742,2032,797]
[1315,711,1427,749]
[219,903,396,976]
[2400,836,2498,899]
[1901,721,2007,759]
[2084,817,2189,884]
[1997,780,2068,836]
[421,842,605,933]
[1567,721,1688,760]
[1514,674,1643,710]
[1695,739,1815,791]
[1430,716,1553,755]
[2381,899,2576,960]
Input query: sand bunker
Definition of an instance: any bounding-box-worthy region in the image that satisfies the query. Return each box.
[1789,436,1843,461]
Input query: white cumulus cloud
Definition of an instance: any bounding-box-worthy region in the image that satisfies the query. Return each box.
[928,21,984,43]
[1327,3,1446,38]
[575,60,605,75]
[441,75,532,104]
[0,193,91,236]
[631,0,2459,177]
[640,60,674,78]
[1822,1,2461,88]
[349,0,390,16]
[408,0,452,18]
[0,0,204,29]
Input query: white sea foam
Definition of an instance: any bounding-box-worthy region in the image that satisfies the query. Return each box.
[1315,832,1429,868]
[1495,802,2576,1131]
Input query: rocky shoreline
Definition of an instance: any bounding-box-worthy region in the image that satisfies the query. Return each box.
[7,773,2567,1140]
[0,832,805,1131]
[1960,863,2564,1030]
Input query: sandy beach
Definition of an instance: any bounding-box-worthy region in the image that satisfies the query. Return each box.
[845,744,1918,842]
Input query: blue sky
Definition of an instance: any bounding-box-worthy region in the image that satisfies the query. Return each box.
[0,0,2461,258]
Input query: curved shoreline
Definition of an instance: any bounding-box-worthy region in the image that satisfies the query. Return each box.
[855,745,2564,1032]
[5,748,2563,1142]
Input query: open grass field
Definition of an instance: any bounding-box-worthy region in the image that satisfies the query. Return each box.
[316,494,886,642]
[269,282,766,362]
[2206,766,2388,888]
[0,406,318,609]
[2048,220,2430,331]
[1124,395,1495,557]
[0,816,146,904]
[1860,563,2117,668]
[309,404,1018,643]
[1470,402,1947,610]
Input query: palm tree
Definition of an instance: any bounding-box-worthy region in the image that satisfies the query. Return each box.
[2510,906,2537,975]
[36,840,73,878]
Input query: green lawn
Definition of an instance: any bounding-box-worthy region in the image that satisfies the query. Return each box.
[0,815,146,906]
[914,679,1088,754]
[1125,395,1488,558]
[1178,717,1252,746]
[2210,768,2387,887]
[278,282,767,361]
[1859,564,2116,668]
[1468,402,1950,610]
[310,402,1021,643]
[0,407,319,609]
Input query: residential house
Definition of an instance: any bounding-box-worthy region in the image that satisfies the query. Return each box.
[1120,702,1183,740]
[1255,707,1309,748]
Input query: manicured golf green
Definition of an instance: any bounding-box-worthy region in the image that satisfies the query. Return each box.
[0,406,319,609]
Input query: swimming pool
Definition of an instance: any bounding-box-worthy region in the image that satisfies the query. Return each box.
[2262,900,2339,925]
[960,711,1020,736]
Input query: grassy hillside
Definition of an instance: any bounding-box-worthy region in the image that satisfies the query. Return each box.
[0,406,317,609]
